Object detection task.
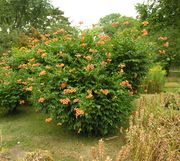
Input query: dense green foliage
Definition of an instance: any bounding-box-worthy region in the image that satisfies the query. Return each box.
[111,28,153,90]
[0,20,154,135]
[98,13,138,37]
[136,0,180,68]
[0,64,30,111]
[0,0,69,30]
[0,0,70,53]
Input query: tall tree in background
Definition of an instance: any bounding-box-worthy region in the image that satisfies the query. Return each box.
[0,0,70,53]
[136,0,180,68]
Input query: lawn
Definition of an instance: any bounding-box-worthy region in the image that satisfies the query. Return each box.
[0,106,125,161]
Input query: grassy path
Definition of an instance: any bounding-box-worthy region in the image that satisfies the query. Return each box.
[0,107,125,161]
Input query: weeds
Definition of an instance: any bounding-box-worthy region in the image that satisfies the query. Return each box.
[88,93,180,161]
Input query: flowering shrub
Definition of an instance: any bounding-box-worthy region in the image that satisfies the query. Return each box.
[28,29,134,135]
[0,23,154,135]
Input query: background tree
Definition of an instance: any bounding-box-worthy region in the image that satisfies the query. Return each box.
[136,0,180,68]
[0,0,70,53]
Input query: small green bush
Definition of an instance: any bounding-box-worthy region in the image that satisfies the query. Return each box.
[141,65,166,93]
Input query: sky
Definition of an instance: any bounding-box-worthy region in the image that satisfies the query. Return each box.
[51,0,145,27]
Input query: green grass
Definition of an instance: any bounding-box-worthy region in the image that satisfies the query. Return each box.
[0,107,125,161]
[164,69,180,93]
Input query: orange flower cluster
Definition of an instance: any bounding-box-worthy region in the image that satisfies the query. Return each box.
[3,66,11,70]
[64,35,72,41]
[52,38,59,42]
[80,36,85,42]
[53,28,66,35]
[163,42,169,47]
[57,51,64,57]
[80,43,87,47]
[37,49,45,54]
[44,41,49,45]
[40,82,45,86]
[60,98,70,105]
[19,99,25,105]
[44,34,50,37]
[0,61,6,65]
[17,79,28,85]
[89,49,98,53]
[74,107,84,118]
[101,61,107,65]
[39,70,46,76]
[86,89,93,99]
[24,86,33,92]
[123,21,129,25]
[119,64,126,69]
[45,117,53,123]
[45,65,51,69]
[73,98,79,103]
[131,29,138,33]
[41,53,47,58]
[28,58,35,63]
[18,64,28,69]
[56,63,64,68]
[3,82,10,85]
[64,89,76,94]
[60,82,67,89]
[142,29,148,36]
[159,50,166,54]
[118,64,126,73]
[84,55,92,61]
[38,97,45,103]
[30,38,39,44]
[98,34,110,41]
[85,64,94,71]
[158,36,168,41]
[40,34,48,41]
[107,59,112,63]
[32,63,40,67]
[100,89,109,95]
[142,21,149,26]
[75,53,81,58]
[111,22,119,27]
[5,72,11,76]
[96,41,105,46]
[57,122,62,126]
[120,80,132,89]
[106,52,111,58]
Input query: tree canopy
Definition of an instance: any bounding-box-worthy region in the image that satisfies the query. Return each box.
[0,0,70,31]
[136,0,180,67]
